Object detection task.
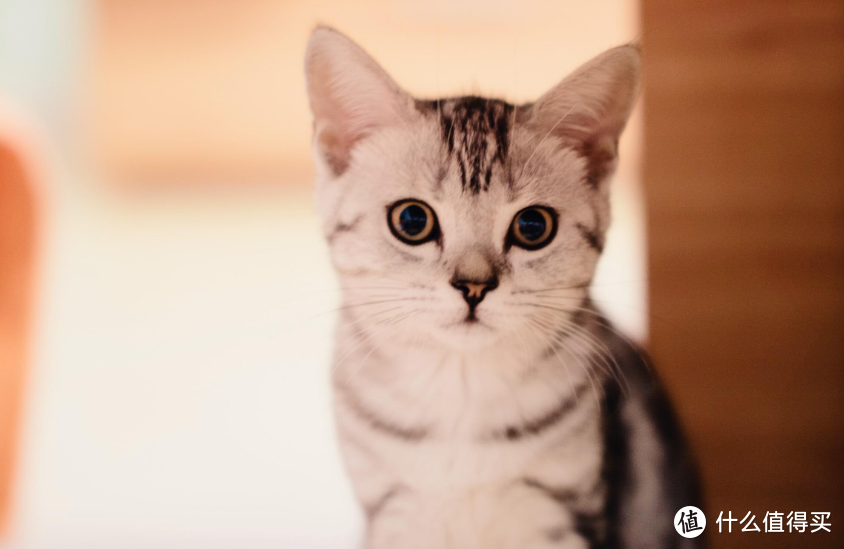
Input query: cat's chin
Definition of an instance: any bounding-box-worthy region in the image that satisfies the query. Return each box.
[431,318,503,351]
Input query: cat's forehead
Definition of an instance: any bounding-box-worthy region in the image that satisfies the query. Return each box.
[414,96,516,197]
[404,96,578,211]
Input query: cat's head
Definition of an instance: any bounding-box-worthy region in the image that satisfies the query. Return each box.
[305,27,639,351]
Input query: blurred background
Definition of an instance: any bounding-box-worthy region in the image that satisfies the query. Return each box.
[0,1,841,548]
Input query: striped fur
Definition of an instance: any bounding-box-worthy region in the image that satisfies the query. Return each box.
[305,27,701,549]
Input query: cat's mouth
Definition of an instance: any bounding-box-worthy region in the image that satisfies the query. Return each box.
[450,313,491,329]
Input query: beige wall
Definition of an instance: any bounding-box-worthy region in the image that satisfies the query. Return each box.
[92,0,640,183]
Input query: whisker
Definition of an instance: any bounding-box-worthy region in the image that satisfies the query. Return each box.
[519,279,651,293]
[525,314,603,406]
[525,293,687,336]
[524,304,631,397]
[339,310,421,385]
[332,308,418,372]
[514,283,591,294]
[529,311,614,386]
[294,296,425,322]
[523,316,579,403]
[276,305,405,371]
[519,300,655,378]
[548,315,630,395]
[569,322,630,394]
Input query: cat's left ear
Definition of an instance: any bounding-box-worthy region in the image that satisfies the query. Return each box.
[519,44,640,186]
[305,26,415,177]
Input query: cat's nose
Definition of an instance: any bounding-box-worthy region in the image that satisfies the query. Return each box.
[451,277,498,309]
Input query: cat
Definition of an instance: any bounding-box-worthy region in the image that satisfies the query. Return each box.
[304,26,701,549]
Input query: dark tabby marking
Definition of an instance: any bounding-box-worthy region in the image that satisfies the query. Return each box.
[417,97,513,194]
[418,96,622,196]
[327,215,364,244]
[523,478,578,504]
[523,478,606,546]
[547,526,569,543]
[540,324,575,361]
[366,485,404,521]
[539,304,590,361]
[393,246,425,263]
[577,140,618,189]
[520,311,702,549]
[573,511,607,548]
[576,223,604,253]
[495,380,590,441]
[597,320,703,549]
[570,299,592,327]
[336,384,429,442]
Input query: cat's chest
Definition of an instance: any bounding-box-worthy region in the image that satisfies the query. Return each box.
[337,346,594,435]
[337,351,530,436]
[333,351,603,492]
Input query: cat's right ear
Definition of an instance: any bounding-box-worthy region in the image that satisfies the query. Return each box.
[518,45,640,189]
[305,27,414,177]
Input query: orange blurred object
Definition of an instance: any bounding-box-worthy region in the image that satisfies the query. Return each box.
[0,111,38,536]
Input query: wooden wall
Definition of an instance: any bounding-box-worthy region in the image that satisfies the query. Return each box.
[641,1,844,548]
[0,141,36,535]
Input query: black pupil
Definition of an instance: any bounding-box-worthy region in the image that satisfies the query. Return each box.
[518,209,547,241]
[399,204,428,236]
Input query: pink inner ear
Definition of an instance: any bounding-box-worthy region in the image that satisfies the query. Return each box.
[316,126,354,176]
[316,100,397,176]
[305,28,416,176]
[527,46,639,148]
[309,65,407,176]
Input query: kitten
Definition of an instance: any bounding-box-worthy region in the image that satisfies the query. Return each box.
[304,26,701,549]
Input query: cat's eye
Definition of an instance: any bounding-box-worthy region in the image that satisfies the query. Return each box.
[388,200,438,245]
[509,206,557,250]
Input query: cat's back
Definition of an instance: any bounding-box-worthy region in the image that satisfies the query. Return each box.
[597,317,704,548]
